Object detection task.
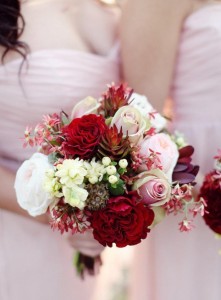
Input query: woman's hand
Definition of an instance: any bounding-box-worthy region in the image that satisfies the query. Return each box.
[68,230,104,257]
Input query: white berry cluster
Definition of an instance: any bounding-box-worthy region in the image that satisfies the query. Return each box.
[102,157,128,185]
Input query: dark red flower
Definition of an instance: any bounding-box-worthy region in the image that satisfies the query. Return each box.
[199,171,221,234]
[62,114,107,159]
[90,191,155,247]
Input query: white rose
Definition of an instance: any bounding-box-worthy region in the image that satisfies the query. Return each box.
[14,153,54,216]
[129,93,167,132]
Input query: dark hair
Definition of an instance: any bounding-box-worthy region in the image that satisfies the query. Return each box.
[0,0,29,63]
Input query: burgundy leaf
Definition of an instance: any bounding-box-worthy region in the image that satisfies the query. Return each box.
[173,172,196,184]
[173,164,188,172]
[179,145,194,158]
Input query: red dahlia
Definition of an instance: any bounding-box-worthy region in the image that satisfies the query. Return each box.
[199,171,221,234]
[90,191,155,247]
[62,114,107,160]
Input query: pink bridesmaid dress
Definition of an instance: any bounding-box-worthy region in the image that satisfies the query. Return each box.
[0,47,120,300]
[129,4,221,300]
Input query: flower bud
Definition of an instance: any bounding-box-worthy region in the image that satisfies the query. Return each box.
[108,175,118,184]
[89,176,98,184]
[176,137,186,148]
[102,157,111,166]
[119,159,128,169]
[214,159,221,172]
[106,165,117,175]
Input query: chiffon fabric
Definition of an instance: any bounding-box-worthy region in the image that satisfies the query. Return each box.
[129,5,221,300]
[0,47,120,300]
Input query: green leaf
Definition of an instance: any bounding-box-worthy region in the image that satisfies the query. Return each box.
[103,173,109,182]
[118,167,125,175]
[61,111,70,125]
[49,140,60,146]
[108,180,125,196]
[73,251,84,277]
[105,117,113,126]
[48,152,59,164]
[111,183,117,188]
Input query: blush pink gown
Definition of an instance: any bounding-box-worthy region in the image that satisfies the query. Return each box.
[129,4,221,300]
[0,47,120,300]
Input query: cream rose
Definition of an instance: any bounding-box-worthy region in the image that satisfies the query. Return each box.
[110,105,148,145]
[139,133,179,181]
[133,169,171,206]
[149,206,166,229]
[14,153,54,216]
[129,93,167,132]
[71,96,100,119]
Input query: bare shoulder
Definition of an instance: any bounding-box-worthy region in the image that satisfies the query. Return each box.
[122,0,212,17]
[121,0,195,21]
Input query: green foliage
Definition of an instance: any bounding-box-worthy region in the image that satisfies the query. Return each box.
[109,179,125,196]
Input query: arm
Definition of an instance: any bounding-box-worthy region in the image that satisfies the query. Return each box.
[120,0,193,113]
[0,166,48,223]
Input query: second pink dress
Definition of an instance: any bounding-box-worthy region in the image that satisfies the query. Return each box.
[129,4,221,300]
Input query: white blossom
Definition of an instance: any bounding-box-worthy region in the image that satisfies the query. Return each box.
[63,185,88,210]
[55,158,87,187]
[84,158,106,182]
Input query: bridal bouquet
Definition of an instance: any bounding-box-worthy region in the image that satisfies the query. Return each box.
[14,83,204,276]
[198,150,221,235]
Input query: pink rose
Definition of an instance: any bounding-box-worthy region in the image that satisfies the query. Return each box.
[133,169,171,206]
[139,133,179,181]
[71,96,100,119]
[110,106,148,145]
